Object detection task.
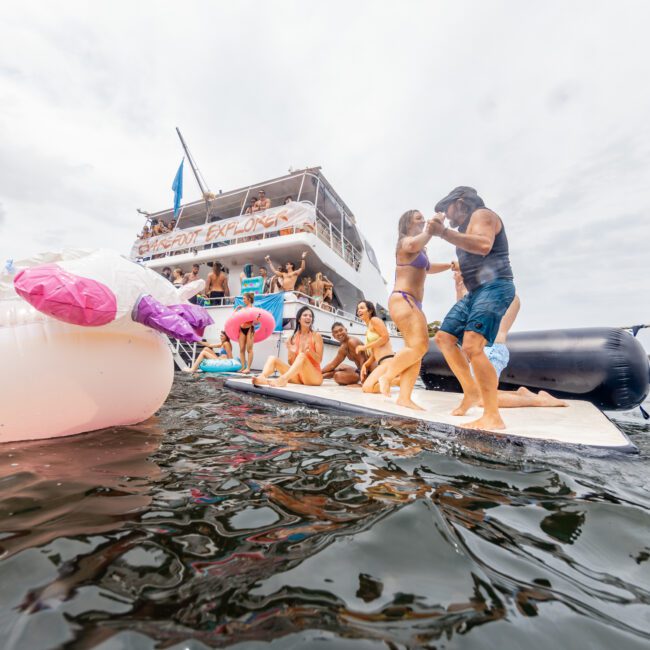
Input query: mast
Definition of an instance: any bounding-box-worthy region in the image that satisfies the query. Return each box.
[175,127,212,220]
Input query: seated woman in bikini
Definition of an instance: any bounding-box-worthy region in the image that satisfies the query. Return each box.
[354,300,397,393]
[253,306,323,387]
[235,292,257,374]
[377,209,451,410]
[183,331,233,373]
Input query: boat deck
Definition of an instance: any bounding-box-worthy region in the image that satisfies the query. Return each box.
[225,378,637,453]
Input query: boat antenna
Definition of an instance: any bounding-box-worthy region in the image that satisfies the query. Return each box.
[175,127,214,219]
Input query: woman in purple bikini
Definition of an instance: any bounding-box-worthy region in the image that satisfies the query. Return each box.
[378,210,451,410]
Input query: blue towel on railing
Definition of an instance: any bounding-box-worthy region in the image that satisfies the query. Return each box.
[233,292,284,331]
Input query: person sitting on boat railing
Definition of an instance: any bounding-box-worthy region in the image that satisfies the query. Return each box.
[139,225,151,239]
[183,331,233,374]
[253,306,323,387]
[206,261,229,304]
[256,189,271,211]
[172,267,184,288]
[245,196,258,215]
[265,251,308,291]
[322,322,366,385]
[235,292,258,374]
[310,272,333,308]
[167,219,177,231]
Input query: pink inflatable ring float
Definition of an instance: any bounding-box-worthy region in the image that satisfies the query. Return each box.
[225,306,275,343]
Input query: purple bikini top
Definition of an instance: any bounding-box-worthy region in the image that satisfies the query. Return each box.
[396,249,430,271]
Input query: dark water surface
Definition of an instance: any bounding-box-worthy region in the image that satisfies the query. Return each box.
[1,375,650,649]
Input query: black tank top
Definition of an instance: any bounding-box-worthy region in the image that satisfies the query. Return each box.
[456,211,513,292]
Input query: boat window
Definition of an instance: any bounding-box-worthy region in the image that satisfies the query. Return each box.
[365,239,381,272]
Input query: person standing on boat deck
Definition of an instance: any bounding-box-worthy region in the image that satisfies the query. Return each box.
[255,189,271,211]
[377,210,452,410]
[253,306,323,387]
[205,261,229,304]
[172,267,184,288]
[431,186,516,430]
[183,263,202,304]
[321,322,366,385]
[265,251,308,291]
[234,292,258,374]
[258,267,272,294]
[245,197,258,215]
[161,267,172,282]
[311,272,334,308]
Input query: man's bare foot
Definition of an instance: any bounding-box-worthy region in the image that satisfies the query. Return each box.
[268,377,289,388]
[538,390,568,407]
[451,392,480,416]
[396,397,425,411]
[252,376,269,386]
[461,414,506,431]
[241,367,250,374]
[378,375,391,397]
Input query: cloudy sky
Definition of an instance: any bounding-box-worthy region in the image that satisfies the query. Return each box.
[1,1,649,347]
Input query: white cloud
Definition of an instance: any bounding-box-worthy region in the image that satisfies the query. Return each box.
[0,0,649,344]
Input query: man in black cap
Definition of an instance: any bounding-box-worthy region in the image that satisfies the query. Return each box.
[429,186,515,431]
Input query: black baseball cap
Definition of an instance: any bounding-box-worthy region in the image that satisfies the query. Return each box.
[435,186,484,213]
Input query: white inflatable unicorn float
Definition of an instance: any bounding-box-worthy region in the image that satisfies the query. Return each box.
[0,249,212,443]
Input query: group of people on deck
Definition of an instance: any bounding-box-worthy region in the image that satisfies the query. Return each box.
[251,186,565,431]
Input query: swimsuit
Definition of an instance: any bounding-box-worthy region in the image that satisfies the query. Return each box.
[377,354,395,366]
[240,324,254,335]
[390,290,423,311]
[392,249,428,311]
[365,329,380,354]
[292,331,322,384]
[395,249,431,271]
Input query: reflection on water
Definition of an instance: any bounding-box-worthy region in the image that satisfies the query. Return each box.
[1,376,649,649]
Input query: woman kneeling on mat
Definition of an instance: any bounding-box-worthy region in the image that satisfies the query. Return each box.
[183,331,233,373]
[355,300,396,393]
[253,306,323,387]
[235,292,257,374]
[378,209,451,409]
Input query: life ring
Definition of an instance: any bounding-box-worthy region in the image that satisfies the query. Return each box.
[200,358,243,373]
[224,306,275,343]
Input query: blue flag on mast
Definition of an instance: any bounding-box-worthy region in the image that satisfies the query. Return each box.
[172,158,184,217]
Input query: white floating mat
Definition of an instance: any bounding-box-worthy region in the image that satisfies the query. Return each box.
[225,378,637,454]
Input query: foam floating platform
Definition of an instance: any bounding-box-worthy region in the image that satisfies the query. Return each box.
[225,378,638,454]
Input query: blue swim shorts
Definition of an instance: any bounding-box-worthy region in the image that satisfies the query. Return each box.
[440,278,516,346]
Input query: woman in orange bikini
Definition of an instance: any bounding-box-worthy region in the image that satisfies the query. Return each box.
[252,306,323,387]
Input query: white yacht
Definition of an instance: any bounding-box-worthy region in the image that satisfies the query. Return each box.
[130,167,400,370]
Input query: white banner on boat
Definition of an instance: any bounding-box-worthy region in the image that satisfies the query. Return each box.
[132,202,317,258]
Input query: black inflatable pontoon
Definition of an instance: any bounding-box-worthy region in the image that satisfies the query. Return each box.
[421,327,649,411]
